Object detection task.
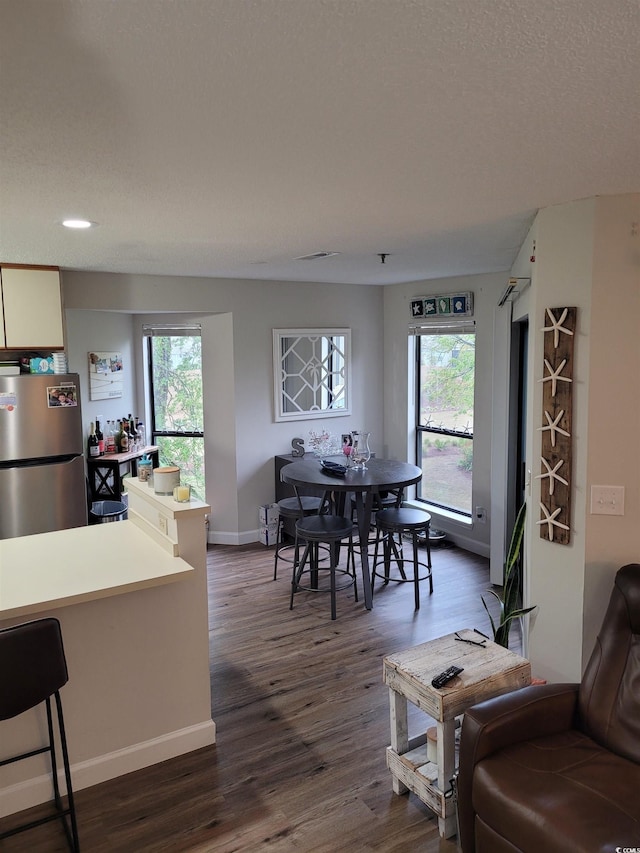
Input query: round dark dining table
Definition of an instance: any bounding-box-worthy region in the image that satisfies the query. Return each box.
[281,456,422,610]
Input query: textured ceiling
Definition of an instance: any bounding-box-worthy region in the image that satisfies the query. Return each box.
[1,0,638,285]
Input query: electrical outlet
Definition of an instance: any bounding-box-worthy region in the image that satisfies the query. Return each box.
[590,485,625,516]
[475,506,486,523]
[158,513,168,534]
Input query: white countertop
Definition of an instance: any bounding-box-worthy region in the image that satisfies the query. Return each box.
[0,521,194,620]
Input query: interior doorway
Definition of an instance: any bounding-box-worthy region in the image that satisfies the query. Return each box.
[512,319,529,515]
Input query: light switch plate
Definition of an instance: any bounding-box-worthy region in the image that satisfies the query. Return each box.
[590,485,625,516]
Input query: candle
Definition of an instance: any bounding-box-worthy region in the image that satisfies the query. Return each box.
[173,485,191,502]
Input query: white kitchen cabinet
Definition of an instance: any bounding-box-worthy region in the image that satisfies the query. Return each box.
[0,265,64,349]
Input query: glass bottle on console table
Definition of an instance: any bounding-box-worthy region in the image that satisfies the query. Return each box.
[106,420,116,454]
[88,422,99,458]
[128,413,138,447]
[122,416,131,451]
[118,419,129,453]
[95,418,104,455]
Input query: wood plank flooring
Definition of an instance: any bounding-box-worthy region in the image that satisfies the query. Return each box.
[0,539,501,852]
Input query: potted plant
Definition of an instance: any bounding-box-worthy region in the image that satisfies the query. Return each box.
[482,503,536,648]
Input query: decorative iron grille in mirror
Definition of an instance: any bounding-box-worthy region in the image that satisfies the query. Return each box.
[273,328,351,422]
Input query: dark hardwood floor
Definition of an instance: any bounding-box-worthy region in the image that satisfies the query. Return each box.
[0,539,498,852]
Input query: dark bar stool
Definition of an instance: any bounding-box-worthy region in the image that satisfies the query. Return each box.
[372,507,433,610]
[273,494,325,580]
[0,617,80,852]
[290,511,357,620]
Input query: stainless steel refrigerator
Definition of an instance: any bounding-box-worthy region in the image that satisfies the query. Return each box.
[0,373,88,539]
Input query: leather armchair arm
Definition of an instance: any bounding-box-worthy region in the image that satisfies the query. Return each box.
[457,683,579,853]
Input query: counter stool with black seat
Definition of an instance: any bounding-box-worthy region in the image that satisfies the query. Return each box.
[372,507,433,610]
[273,493,327,580]
[0,617,80,852]
[290,501,358,620]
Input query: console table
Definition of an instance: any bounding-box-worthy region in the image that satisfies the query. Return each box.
[88,445,160,501]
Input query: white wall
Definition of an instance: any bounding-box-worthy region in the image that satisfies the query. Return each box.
[64,309,137,439]
[382,272,509,556]
[523,199,594,682]
[63,274,384,543]
[519,193,640,682]
[583,193,640,661]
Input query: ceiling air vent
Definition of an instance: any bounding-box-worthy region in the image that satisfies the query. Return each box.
[294,251,340,261]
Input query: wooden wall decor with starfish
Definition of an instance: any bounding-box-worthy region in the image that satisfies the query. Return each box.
[537,307,576,544]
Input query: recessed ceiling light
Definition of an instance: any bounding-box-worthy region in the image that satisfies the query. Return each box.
[62,219,94,229]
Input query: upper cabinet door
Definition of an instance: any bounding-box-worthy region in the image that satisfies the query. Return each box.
[1,266,64,348]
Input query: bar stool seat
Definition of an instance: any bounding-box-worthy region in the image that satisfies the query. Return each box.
[273,494,325,580]
[0,617,80,851]
[372,507,433,610]
[290,514,357,620]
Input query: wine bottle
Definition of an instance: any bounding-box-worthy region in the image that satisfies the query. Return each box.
[95,418,104,456]
[120,419,129,452]
[88,422,99,458]
[128,413,138,443]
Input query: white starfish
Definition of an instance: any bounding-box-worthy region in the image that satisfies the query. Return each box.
[541,307,574,348]
[539,409,570,447]
[536,457,569,496]
[540,358,572,397]
[537,502,570,540]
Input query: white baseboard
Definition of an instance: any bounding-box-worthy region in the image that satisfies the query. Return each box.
[208,528,264,546]
[0,719,216,818]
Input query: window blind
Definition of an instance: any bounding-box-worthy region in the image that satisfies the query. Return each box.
[409,320,476,336]
[142,324,201,337]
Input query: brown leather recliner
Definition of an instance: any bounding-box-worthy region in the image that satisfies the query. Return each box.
[457,562,640,853]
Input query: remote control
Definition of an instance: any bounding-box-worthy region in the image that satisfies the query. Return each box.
[431,665,464,689]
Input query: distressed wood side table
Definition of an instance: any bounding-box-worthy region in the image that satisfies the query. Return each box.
[383,629,531,838]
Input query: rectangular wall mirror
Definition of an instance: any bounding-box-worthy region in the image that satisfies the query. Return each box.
[273,328,351,422]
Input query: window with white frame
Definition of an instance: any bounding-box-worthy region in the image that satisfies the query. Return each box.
[414,323,475,515]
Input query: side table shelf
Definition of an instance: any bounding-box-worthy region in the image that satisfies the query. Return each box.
[386,739,443,816]
[383,630,531,839]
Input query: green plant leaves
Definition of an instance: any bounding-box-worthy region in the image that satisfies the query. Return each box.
[482,503,536,648]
